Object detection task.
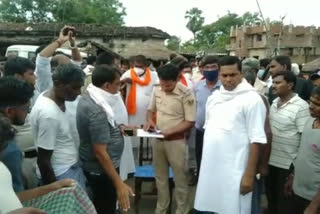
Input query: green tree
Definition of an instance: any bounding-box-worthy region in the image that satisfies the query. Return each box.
[52,0,126,25]
[0,0,55,22]
[240,12,261,25]
[0,0,126,25]
[183,11,261,52]
[166,36,181,51]
[185,7,205,41]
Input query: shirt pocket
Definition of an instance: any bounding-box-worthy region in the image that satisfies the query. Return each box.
[164,97,184,116]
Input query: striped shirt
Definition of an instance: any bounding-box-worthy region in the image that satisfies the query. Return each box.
[269,94,310,169]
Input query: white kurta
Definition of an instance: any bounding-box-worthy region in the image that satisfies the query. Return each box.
[111,94,136,181]
[121,69,159,147]
[194,79,267,214]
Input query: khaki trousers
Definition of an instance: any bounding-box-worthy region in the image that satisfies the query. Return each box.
[153,139,189,214]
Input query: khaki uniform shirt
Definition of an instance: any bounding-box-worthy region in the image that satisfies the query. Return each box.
[148,82,196,130]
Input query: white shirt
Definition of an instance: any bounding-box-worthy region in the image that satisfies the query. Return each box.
[269,94,310,169]
[121,69,159,127]
[192,67,203,84]
[183,73,194,90]
[30,93,78,177]
[195,79,267,214]
[0,162,23,213]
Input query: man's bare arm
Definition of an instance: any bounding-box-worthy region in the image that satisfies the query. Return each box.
[40,26,73,58]
[37,148,56,185]
[305,189,320,213]
[93,144,134,211]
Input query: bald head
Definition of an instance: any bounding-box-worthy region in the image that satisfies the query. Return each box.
[51,55,71,73]
[52,55,71,65]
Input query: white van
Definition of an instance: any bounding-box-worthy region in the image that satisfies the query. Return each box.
[5,45,88,60]
[5,45,38,60]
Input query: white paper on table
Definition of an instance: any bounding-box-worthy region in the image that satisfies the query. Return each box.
[136,129,164,138]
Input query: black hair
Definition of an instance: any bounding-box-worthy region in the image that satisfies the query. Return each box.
[134,55,147,66]
[273,55,292,71]
[35,45,47,55]
[311,86,320,98]
[157,63,180,81]
[53,51,71,58]
[171,56,187,66]
[152,60,161,69]
[169,53,177,61]
[219,56,242,72]
[181,62,192,70]
[310,69,320,81]
[201,55,219,67]
[272,70,297,90]
[96,52,115,66]
[4,57,35,76]
[92,65,121,87]
[52,64,85,84]
[190,58,196,63]
[0,115,16,151]
[121,59,130,67]
[87,56,96,65]
[170,56,188,72]
[260,58,271,68]
[0,76,34,108]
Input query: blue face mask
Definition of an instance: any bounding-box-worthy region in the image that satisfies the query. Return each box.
[203,69,219,81]
[257,69,265,79]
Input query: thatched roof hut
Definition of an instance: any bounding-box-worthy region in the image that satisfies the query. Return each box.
[0,23,174,60]
[302,57,320,72]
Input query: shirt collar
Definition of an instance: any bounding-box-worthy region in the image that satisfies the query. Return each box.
[172,82,182,95]
[161,82,181,95]
[200,79,221,89]
[273,93,299,105]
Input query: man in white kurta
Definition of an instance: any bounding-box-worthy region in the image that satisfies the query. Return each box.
[194,56,267,214]
[120,55,159,161]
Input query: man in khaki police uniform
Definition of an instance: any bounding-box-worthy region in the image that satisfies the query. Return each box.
[144,63,196,214]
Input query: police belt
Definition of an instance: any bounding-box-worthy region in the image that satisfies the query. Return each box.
[160,133,185,141]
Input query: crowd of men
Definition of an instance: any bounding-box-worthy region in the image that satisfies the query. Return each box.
[1,25,320,214]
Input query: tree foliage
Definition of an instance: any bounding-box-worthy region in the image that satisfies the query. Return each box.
[52,0,126,25]
[166,36,181,51]
[0,0,55,22]
[185,7,205,40]
[182,11,261,52]
[0,0,126,25]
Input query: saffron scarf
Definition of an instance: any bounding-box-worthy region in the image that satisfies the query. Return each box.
[126,67,151,115]
[180,74,188,86]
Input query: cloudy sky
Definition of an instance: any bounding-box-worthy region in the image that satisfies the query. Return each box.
[119,0,320,41]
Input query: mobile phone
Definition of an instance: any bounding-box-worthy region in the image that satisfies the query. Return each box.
[63,27,76,37]
[124,129,134,136]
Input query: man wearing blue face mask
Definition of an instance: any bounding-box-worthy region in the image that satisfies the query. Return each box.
[193,55,221,181]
